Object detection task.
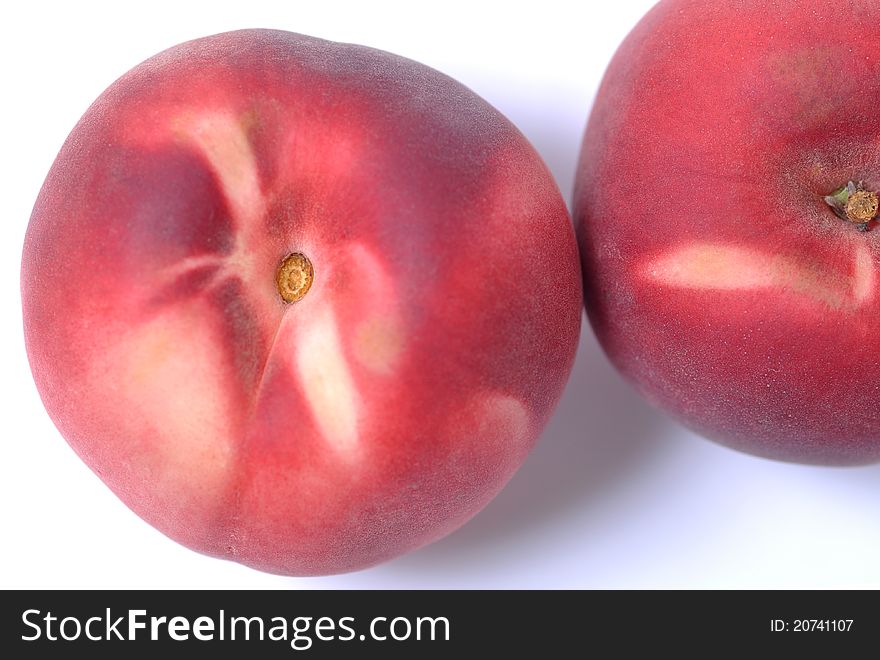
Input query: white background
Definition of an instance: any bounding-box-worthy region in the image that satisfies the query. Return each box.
[2,0,879,589]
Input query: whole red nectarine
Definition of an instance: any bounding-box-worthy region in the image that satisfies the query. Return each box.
[575,0,880,465]
[22,29,581,574]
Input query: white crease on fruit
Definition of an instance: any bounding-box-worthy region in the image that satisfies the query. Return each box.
[643,241,876,309]
[176,109,369,454]
[292,304,361,454]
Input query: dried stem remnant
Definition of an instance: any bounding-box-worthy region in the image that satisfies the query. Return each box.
[276,253,314,303]
[825,181,879,231]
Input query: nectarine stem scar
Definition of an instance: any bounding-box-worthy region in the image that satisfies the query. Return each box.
[276,253,314,303]
[824,181,879,231]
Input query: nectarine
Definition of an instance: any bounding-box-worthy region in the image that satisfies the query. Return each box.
[22,29,581,574]
[575,0,880,465]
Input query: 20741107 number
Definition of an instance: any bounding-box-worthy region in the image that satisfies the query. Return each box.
[770,619,854,632]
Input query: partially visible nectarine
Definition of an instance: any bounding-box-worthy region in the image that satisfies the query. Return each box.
[22,29,581,574]
[575,0,880,465]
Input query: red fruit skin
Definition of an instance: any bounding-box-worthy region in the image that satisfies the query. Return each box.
[575,0,880,465]
[22,29,581,575]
